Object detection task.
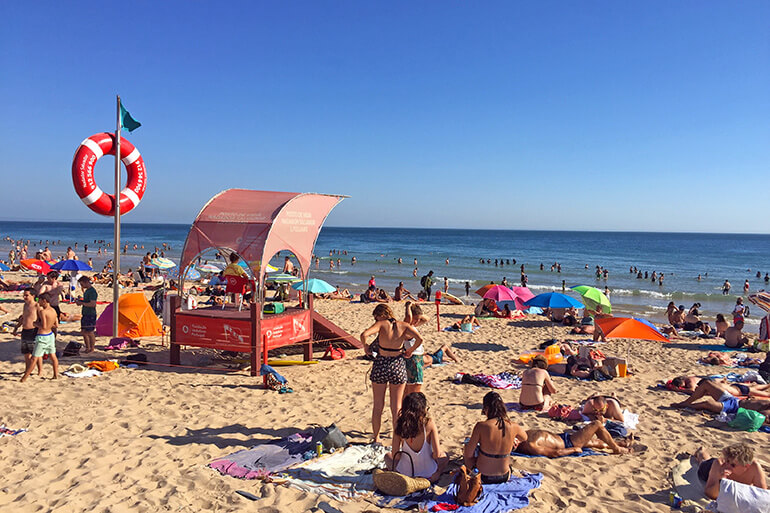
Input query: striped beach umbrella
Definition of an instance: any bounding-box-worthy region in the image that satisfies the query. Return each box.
[748,292,770,313]
[150,257,176,270]
[197,263,222,273]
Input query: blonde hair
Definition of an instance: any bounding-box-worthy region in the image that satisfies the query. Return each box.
[722,443,754,466]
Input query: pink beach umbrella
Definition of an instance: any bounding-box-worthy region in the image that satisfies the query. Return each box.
[509,286,535,311]
[483,285,518,302]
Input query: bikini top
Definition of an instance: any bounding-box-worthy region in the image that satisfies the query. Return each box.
[378,319,405,354]
[478,446,510,459]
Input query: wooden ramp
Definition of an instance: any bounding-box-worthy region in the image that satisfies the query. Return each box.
[312,311,362,348]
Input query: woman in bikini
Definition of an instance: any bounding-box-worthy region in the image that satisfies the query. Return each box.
[385,392,447,482]
[519,355,557,411]
[360,304,423,444]
[463,392,528,484]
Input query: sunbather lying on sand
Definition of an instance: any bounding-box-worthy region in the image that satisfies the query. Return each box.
[422,344,459,368]
[693,443,768,500]
[671,379,770,418]
[451,315,480,332]
[699,352,732,366]
[517,420,633,457]
[669,376,701,392]
[581,396,624,423]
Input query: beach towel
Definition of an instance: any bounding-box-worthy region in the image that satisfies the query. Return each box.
[454,372,521,390]
[64,368,102,378]
[443,326,481,333]
[512,448,608,458]
[0,426,27,438]
[717,479,770,513]
[210,428,327,478]
[283,444,387,502]
[699,344,748,353]
[422,473,542,513]
[86,360,119,372]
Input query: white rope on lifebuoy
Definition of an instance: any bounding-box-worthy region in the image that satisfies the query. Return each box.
[71,132,147,216]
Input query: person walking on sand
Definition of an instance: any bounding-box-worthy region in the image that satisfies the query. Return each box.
[76,276,98,353]
[20,294,58,382]
[13,288,42,377]
[421,271,434,300]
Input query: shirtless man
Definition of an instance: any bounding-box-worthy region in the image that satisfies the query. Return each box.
[38,271,65,322]
[724,320,749,348]
[693,443,767,500]
[282,256,294,274]
[671,379,770,417]
[422,344,459,368]
[517,420,632,457]
[20,294,59,382]
[670,375,700,392]
[519,355,557,411]
[12,288,42,377]
[581,396,624,423]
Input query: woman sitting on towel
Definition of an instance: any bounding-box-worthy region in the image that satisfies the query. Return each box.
[385,392,447,482]
[464,392,528,485]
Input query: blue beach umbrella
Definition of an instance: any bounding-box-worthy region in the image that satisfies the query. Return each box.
[524,292,584,309]
[632,317,666,337]
[291,278,335,294]
[169,267,201,280]
[51,259,93,272]
[0,262,10,271]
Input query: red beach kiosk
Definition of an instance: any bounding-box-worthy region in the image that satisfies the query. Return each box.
[170,189,359,377]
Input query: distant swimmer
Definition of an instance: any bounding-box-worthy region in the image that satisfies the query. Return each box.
[723,280,731,295]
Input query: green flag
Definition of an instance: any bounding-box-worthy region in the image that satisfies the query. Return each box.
[120,103,141,132]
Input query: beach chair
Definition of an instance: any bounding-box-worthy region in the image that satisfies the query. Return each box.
[225,275,249,311]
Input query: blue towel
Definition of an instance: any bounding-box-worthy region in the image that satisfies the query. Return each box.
[260,364,287,383]
[699,344,747,352]
[512,448,608,458]
[423,473,542,512]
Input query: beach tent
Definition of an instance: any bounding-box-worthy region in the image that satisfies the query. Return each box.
[96,293,163,338]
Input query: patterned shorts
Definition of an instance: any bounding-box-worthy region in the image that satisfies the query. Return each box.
[371,355,407,385]
[405,354,424,385]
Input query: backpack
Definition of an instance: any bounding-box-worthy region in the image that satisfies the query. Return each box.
[322,344,345,360]
[420,275,427,287]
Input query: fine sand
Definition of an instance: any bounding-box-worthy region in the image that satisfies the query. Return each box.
[0,276,768,512]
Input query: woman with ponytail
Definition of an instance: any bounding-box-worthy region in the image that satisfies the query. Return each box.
[463,391,527,484]
[361,303,423,443]
[385,392,447,482]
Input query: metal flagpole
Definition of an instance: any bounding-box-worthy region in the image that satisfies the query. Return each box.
[112,95,122,338]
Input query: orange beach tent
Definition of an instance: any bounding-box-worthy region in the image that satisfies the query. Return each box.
[95,293,163,338]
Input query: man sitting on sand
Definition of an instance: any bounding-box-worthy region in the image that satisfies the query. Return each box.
[519,355,557,411]
[724,320,749,348]
[671,379,770,418]
[694,443,767,499]
[517,420,633,457]
[394,282,416,301]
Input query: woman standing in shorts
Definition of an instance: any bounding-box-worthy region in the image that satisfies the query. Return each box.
[360,304,423,444]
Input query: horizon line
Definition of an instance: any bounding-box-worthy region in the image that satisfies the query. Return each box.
[1,219,769,237]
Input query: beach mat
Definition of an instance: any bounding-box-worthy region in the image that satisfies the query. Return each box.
[699,344,748,352]
[671,457,712,509]
[513,448,608,458]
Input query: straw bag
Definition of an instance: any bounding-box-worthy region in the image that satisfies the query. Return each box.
[372,450,431,496]
[454,465,482,506]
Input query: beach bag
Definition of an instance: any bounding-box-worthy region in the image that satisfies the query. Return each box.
[373,451,431,496]
[728,408,766,432]
[316,424,347,451]
[62,341,82,357]
[454,465,482,506]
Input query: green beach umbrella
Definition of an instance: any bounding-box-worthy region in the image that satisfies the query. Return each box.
[265,272,301,283]
[571,285,612,314]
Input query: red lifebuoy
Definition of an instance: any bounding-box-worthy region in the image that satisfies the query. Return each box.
[71,132,147,216]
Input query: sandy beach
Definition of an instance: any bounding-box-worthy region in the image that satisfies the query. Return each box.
[0,274,768,513]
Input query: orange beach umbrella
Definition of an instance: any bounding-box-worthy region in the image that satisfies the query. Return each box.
[595,317,669,343]
[475,284,496,297]
[20,259,50,274]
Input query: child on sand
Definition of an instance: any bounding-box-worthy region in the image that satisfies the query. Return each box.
[20,294,58,382]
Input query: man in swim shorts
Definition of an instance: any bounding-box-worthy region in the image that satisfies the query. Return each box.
[671,379,769,415]
[422,344,460,368]
[76,276,98,353]
[20,294,58,382]
[13,288,41,377]
[517,420,632,457]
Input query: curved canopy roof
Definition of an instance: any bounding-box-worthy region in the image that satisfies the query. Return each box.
[180,189,345,281]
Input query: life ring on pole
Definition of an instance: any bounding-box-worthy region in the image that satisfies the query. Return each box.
[71,132,147,216]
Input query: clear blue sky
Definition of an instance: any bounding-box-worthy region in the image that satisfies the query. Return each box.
[1,2,768,232]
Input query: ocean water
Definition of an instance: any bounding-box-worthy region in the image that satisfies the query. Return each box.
[2,222,768,328]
